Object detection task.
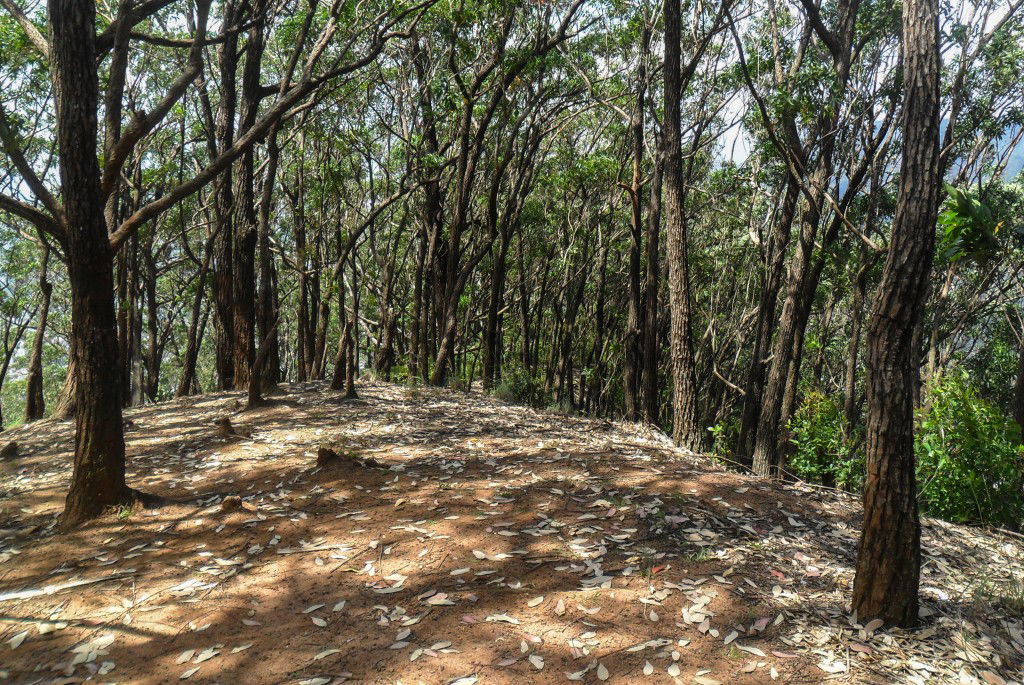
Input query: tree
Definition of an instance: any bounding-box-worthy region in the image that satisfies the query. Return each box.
[852,0,942,626]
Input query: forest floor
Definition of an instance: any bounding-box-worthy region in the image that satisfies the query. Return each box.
[0,381,1022,685]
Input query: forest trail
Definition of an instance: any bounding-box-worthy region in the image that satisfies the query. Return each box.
[0,382,1021,684]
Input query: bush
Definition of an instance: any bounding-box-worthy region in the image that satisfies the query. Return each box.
[492,369,549,407]
[916,372,1024,528]
[788,391,863,491]
[708,415,740,461]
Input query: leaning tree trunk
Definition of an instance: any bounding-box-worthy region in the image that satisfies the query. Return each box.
[852,0,941,626]
[662,0,702,452]
[25,244,52,422]
[51,0,133,526]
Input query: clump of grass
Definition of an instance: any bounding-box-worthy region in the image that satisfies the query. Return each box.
[682,546,714,563]
[973,574,1024,613]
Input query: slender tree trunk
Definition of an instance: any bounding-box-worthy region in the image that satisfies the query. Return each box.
[853,0,940,625]
[231,5,267,389]
[330,275,348,391]
[247,315,281,409]
[311,298,330,379]
[211,0,240,390]
[1014,324,1024,431]
[177,231,215,397]
[256,125,281,387]
[641,155,662,423]
[844,249,870,438]
[737,179,799,460]
[51,0,133,526]
[483,236,510,390]
[662,0,702,451]
[752,180,824,476]
[410,226,425,381]
[25,245,52,422]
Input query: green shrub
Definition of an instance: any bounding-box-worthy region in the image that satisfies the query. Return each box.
[788,391,863,491]
[916,372,1024,527]
[708,415,740,460]
[492,369,548,407]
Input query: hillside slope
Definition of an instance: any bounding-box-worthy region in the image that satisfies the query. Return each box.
[0,381,1021,684]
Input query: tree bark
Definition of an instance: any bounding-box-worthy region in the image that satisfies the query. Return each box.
[51,0,134,526]
[662,0,703,451]
[623,32,648,420]
[25,244,52,422]
[737,178,799,461]
[852,0,941,626]
[230,3,267,389]
[211,0,240,390]
[177,232,215,397]
[640,154,663,423]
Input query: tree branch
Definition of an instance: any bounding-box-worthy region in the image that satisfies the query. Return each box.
[101,0,211,199]
[0,103,65,231]
[0,192,63,244]
[0,0,49,59]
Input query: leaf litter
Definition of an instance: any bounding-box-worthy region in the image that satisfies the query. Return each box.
[0,380,1020,683]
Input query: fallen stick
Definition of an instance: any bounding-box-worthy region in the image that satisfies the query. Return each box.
[0,571,134,602]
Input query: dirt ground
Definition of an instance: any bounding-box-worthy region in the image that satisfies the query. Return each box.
[1,381,1022,684]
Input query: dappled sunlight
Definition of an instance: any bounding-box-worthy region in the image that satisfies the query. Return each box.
[1,382,1021,683]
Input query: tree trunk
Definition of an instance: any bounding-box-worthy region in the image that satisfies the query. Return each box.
[256,126,281,387]
[737,178,799,460]
[53,356,77,419]
[141,228,161,402]
[25,244,52,422]
[482,236,510,390]
[662,0,702,451]
[211,0,240,390]
[852,0,941,626]
[640,154,662,423]
[843,249,871,438]
[230,5,267,389]
[1014,325,1024,432]
[51,0,134,526]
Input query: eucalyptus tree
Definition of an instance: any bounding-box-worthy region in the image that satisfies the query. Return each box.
[853,0,942,626]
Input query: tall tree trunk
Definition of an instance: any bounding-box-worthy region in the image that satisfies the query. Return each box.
[25,244,52,422]
[623,40,648,419]
[51,0,133,526]
[737,178,799,460]
[211,0,240,390]
[231,4,267,389]
[410,225,426,382]
[257,124,282,387]
[662,0,702,451]
[143,237,160,402]
[640,155,662,423]
[1014,324,1024,432]
[853,0,940,625]
[752,177,825,476]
